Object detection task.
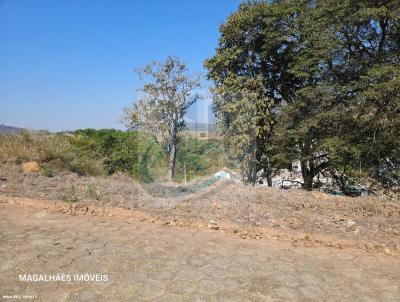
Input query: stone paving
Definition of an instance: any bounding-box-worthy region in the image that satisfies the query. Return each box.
[0,203,399,301]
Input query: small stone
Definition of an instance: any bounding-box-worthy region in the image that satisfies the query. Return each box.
[208,224,219,230]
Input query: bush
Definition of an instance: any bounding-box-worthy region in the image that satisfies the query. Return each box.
[68,157,104,176]
[62,185,78,203]
[41,163,54,177]
[73,129,140,176]
[41,134,105,176]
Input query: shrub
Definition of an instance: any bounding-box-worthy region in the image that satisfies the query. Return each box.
[41,134,105,176]
[68,157,104,176]
[41,163,54,177]
[85,184,100,200]
[73,129,141,176]
[62,185,78,203]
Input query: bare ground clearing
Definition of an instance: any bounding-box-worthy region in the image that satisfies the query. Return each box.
[1,163,399,255]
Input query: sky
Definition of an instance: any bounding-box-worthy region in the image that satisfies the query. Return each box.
[0,0,242,131]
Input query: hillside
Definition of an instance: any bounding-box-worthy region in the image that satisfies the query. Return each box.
[0,124,24,134]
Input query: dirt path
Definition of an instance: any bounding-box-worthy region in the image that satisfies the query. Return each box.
[0,203,399,302]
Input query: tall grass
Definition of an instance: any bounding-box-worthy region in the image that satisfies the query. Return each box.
[0,129,231,180]
[0,132,42,163]
[0,132,104,176]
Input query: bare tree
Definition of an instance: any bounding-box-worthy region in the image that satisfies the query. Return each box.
[123,57,201,180]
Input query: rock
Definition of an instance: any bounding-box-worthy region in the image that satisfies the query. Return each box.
[21,162,40,173]
[384,248,392,255]
[212,202,222,209]
[208,219,220,230]
[208,224,220,230]
[285,217,301,229]
[331,215,346,222]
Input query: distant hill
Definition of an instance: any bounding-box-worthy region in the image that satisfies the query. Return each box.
[0,124,24,134]
[186,122,217,132]
[0,124,51,135]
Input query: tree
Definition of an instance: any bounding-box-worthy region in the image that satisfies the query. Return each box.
[207,0,400,191]
[287,0,400,189]
[123,57,201,180]
[209,76,273,184]
[205,0,300,185]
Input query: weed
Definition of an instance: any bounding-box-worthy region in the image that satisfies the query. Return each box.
[85,184,97,200]
[62,185,78,203]
[41,164,54,177]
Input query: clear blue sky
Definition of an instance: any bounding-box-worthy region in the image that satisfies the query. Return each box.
[0,0,242,131]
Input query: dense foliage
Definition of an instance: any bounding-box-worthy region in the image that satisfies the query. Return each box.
[206,0,400,191]
[72,129,141,176]
[0,129,229,182]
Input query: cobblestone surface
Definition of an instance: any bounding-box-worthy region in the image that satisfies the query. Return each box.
[0,203,399,301]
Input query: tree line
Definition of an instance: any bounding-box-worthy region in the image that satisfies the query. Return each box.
[123,0,399,192]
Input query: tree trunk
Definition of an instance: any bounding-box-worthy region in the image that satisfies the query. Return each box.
[167,144,177,180]
[267,175,272,187]
[263,164,273,187]
[244,161,258,186]
[250,171,257,186]
[300,159,314,190]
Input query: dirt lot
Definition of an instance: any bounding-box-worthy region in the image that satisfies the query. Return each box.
[1,163,399,255]
[1,203,399,301]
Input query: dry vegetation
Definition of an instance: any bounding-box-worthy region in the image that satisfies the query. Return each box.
[1,131,399,254]
[1,162,399,254]
[0,132,106,176]
[0,133,43,163]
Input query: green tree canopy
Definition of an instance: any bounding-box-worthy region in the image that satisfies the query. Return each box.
[206,0,400,191]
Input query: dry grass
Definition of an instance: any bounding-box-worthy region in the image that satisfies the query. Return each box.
[1,162,399,252]
[0,133,105,176]
[171,183,400,250]
[0,133,43,163]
